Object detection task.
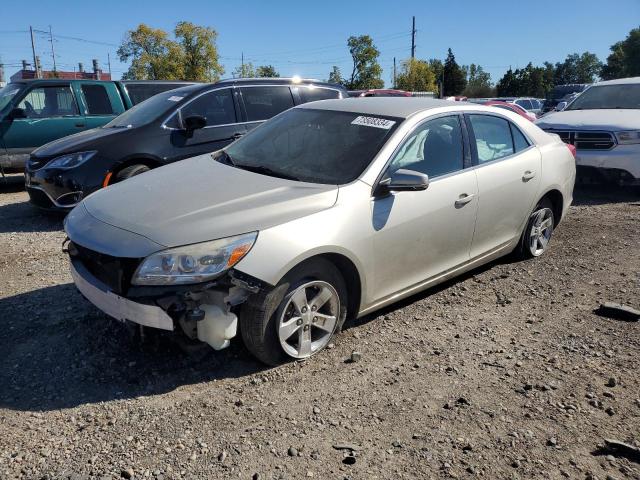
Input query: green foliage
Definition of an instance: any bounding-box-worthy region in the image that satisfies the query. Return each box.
[496,63,553,97]
[345,35,383,90]
[601,26,640,80]
[462,64,493,98]
[328,66,344,85]
[428,59,444,96]
[232,62,256,78]
[174,22,224,82]
[118,23,223,81]
[442,49,467,96]
[255,65,279,78]
[395,58,436,92]
[554,52,602,84]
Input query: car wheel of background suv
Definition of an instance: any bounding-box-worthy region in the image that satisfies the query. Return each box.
[240,258,347,366]
[516,198,555,259]
[115,164,150,183]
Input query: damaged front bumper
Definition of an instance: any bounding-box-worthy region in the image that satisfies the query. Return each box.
[68,248,264,350]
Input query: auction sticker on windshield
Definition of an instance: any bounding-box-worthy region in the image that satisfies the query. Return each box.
[351,116,396,129]
[167,96,184,102]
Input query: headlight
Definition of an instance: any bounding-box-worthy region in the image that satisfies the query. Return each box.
[615,131,640,145]
[132,232,258,286]
[47,151,97,169]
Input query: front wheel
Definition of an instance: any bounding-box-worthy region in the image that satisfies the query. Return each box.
[240,259,347,366]
[516,199,555,259]
[114,164,150,183]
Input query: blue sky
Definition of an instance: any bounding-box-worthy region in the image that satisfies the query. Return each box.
[1,0,638,85]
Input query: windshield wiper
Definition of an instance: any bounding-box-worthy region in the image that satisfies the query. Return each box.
[234,164,300,181]
[214,150,235,166]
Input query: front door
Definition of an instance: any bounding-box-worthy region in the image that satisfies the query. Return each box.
[1,84,85,165]
[169,87,246,159]
[466,114,542,258]
[371,115,479,301]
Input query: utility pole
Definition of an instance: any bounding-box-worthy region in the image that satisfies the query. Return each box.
[411,16,416,59]
[48,25,57,72]
[241,52,244,77]
[107,52,112,76]
[30,26,39,78]
[393,57,397,89]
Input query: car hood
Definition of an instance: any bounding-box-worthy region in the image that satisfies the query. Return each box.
[33,127,128,157]
[536,109,640,131]
[78,154,339,251]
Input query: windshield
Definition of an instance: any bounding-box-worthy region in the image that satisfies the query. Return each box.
[549,85,586,100]
[566,84,640,110]
[222,108,401,184]
[0,83,23,112]
[104,89,186,128]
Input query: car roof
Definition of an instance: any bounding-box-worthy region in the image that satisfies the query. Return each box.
[593,76,640,86]
[299,97,460,118]
[215,77,345,90]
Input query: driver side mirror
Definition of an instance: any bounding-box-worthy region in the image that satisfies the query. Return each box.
[183,115,206,132]
[9,107,27,119]
[375,169,429,196]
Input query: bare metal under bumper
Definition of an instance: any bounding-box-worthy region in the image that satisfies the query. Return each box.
[70,259,174,331]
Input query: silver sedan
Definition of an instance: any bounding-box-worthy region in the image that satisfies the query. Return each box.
[65,98,576,365]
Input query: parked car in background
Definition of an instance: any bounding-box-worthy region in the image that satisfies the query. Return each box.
[483,101,536,121]
[536,77,640,185]
[25,78,347,210]
[0,79,195,172]
[64,97,575,365]
[541,84,589,114]
[349,89,412,97]
[491,97,541,116]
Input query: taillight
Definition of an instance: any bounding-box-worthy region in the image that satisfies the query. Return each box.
[566,143,577,159]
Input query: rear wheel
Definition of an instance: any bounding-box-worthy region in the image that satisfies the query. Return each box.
[115,164,150,183]
[240,258,347,366]
[516,198,555,259]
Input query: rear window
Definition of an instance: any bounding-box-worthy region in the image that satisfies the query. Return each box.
[240,86,294,121]
[81,84,113,115]
[297,87,341,104]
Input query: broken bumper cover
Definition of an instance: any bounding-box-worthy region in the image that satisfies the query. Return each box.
[70,258,174,331]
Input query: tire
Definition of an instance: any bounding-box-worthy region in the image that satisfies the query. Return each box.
[515,198,555,259]
[240,258,347,366]
[115,164,150,183]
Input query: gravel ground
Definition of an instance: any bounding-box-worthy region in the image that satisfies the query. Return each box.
[1,174,639,480]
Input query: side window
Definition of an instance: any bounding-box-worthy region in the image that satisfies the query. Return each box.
[388,115,464,178]
[516,99,532,110]
[81,84,113,115]
[510,123,530,152]
[241,86,294,122]
[297,87,340,104]
[180,88,236,127]
[469,115,515,163]
[17,86,78,118]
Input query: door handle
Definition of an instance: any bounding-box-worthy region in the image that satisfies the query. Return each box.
[232,132,244,140]
[454,193,475,208]
[75,123,86,128]
[522,170,536,181]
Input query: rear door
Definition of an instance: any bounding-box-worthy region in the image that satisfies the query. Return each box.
[75,82,125,130]
[238,85,295,133]
[166,87,245,158]
[467,114,541,258]
[1,83,84,162]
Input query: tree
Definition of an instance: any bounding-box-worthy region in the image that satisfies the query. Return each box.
[462,63,493,98]
[345,35,383,90]
[232,62,255,78]
[328,66,344,85]
[428,59,444,96]
[442,48,467,96]
[554,52,602,84]
[117,24,183,80]
[118,23,223,81]
[255,65,279,77]
[174,21,223,82]
[395,58,436,92]
[601,26,640,80]
[496,68,517,96]
[496,63,550,97]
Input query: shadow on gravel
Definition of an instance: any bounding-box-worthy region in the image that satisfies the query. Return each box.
[0,173,25,193]
[0,195,64,233]
[573,184,640,206]
[0,283,265,412]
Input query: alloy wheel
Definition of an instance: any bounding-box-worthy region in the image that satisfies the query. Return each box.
[278,281,340,359]
[528,207,554,257]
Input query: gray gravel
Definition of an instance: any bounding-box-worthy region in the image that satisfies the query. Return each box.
[1,174,639,479]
